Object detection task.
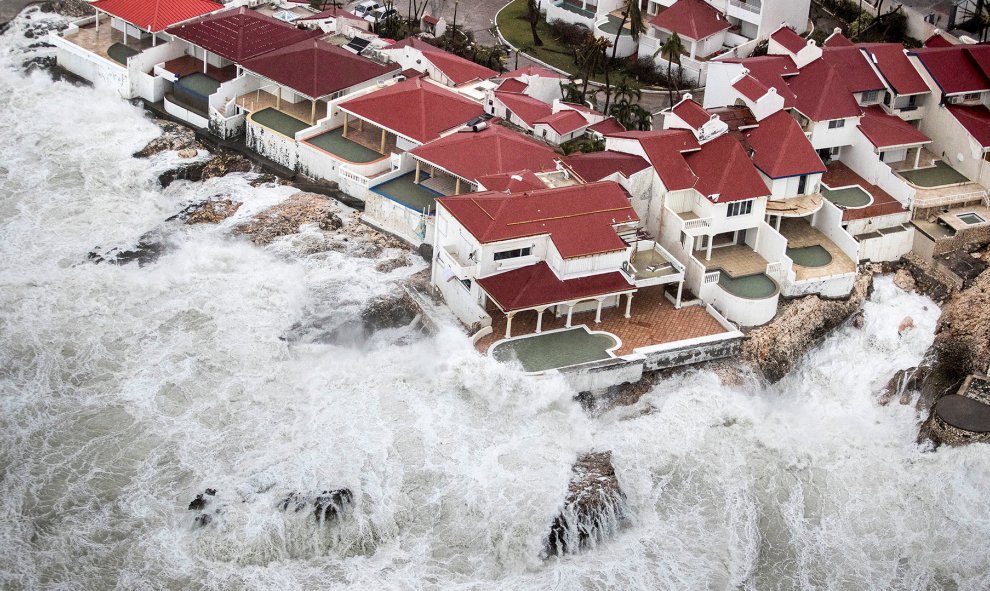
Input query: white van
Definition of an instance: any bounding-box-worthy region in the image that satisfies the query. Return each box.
[352,0,382,18]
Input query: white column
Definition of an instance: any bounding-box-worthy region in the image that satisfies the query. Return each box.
[675,281,684,308]
[95,11,99,36]
[776,215,782,232]
[595,299,603,323]
[203,49,208,73]
[624,294,633,319]
[505,312,515,338]
[535,308,545,333]
[565,304,575,328]
[706,236,713,261]
[914,146,922,169]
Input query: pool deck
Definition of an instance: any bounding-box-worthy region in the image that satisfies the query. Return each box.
[371,173,441,214]
[162,55,237,83]
[936,205,990,233]
[236,89,326,125]
[475,285,730,356]
[62,22,153,63]
[303,127,385,163]
[778,218,857,281]
[694,245,768,277]
[823,162,907,221]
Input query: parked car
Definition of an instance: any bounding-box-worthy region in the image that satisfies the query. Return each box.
[352,0,381,18]
[364,6,398,23]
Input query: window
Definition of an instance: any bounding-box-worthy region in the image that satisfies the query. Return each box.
[828,119,846,129]
[797,175,807,194]
[727,200,753,217]
[494,247,532,261]
[861,90,879,104]
[964,92,981,102]
[460,278,471,291]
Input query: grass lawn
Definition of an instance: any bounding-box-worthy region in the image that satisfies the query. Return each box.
[497,0,634,86]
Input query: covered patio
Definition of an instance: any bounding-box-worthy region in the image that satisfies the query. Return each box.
[236,88,328,125]
[63,18,156,63]
[694,243,769,277]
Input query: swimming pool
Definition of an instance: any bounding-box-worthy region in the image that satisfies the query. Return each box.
[787,245,833,268]
[822,184,873,208]
[490,327,619,373]
[899,161,969,188]
[717,272,778,299]
[957,212,987,225]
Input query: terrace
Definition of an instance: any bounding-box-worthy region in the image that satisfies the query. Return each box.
[778,218,857,281]
[694,244,768,277]
[303,127,387,164]
[62,20,155,64]
[823,161,908,221]
[236,89,328,126]
[371,173,442,214]
[475,285,730,357]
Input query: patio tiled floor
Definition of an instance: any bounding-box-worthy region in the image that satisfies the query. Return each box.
[475,285,730,356]
[779,218,857,280]
[823,161,907,221]
[63,22,153,62]
[694,245,768,277]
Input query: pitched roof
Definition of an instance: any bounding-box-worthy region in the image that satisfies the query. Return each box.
[408,124,559,182]
[497,78,528,93]
[924,32,955,48]
[564,151,650,182]
[92,0,221,32]
[501,65,564,79]
[167,7,319,62]
[821,46,886,92]
[732,74,770,102]
[742,111,825,178]
[683,134,770,202]
[478,262,633,312]
[947,104,990,148]
[476,170,547,192]
[612,129,700,190]
[910,45,990,95]
[824,31,854,47]
[535,110,588,134]
[385,37,497,85]
[338,77,485,143]
[241,40,399,99]
[860,44,929,95]
[771,27,808,54]
[588,117,626,134]
[650,0,730,42]
[858,106,931,148]
[436,181,638,258]
[671,98,712,129]
[788,58,862,121]
[494,91,553,125]
[727,56,798,106]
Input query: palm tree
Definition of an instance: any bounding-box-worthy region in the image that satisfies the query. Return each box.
[578,34,610,101]
[603,0,645,112]
[525,0,544,47]
[655,32,683,107]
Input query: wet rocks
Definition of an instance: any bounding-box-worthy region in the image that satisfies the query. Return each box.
[177,148,198,159]
[417,242,434,262]
[41,0,95,17]
[741,269,873,383]
[901,253,958,304]
[234,192,341,245]
[932,268,990,377]
[851,310,865,329]
[158,153,252,188]
[545,451,626,557]
[360,292,420,331]
[893,268,916,292]
[87,229,166,267]
[278,488,353,523]
[374,255,410,273]
[134,119,201,158]
[899,316,915,335]
[919,377,990,447]
[167,198,242,225]
[186,488,218,527]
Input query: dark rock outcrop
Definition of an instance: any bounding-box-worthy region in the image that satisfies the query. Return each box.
[234,192,341,245]
[158,153,252,188]
[545,452,626,557]
[374,256,410,273]
[360,292,419,331]
[417,242,434,262]
[87,230,165,267]
[741,269,873,383]
[932,268,990,377]
[134,119,201,158]
[278,488,353,523]
[41,0,94,17]
[919,377,990,446]
[167,198,242,225]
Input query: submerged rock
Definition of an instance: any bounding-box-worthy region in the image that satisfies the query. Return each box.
[167,198,242,225]
[898,316,914,335]
[893,268,916,292]
[187,488,217,511]
[360,292,419,331]
[234,192,341,245]
[741,269,873,383]
[545,451,626,557]
[158,153,252,188]
[374,255,410,273]
[87,230,165,267]
[134,119,201,158]
[278,488,353,523]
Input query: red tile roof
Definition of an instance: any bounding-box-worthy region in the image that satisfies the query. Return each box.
[386,37,497,85]
[611,129,700,190]
[167,7,319,62]
[409,124,559,182]
[92,0,221,32]
[824,31,854,47]
[947,104,990,148]
[650,0,730,41]
[564,151,650,182]
[671,98,711,129]
[476,170,547,192]
[726,56,798,107]
[860,44,929,95]
[910,45,990,95]
[858,106,930,148]
[535,110,588,134]
[241,40,399,99]
[924,33,955,48]
[822,46,885,92]
[743,111,825,178]
[422,14,439,24]
[436,181,638,258]
[502,65,564,79]
[497,78,528,93]
[788,58,862,121]
[339,77,485,143]
[588,117,625,134]
[732,74,770,102]
[771,26,808,54]
[712,106,758,131]
[684,134,770,202]
[494,91,553,126]
[478,262,633,312]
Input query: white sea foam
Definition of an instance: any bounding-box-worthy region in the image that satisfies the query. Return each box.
[2,10,989,591]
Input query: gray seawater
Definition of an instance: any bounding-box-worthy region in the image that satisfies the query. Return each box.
[1,9,989,590]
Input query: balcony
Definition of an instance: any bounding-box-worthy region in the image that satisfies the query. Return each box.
[726,0,762,25]
[625,240,685,288]
[439,244,478,279]
[677,210,714,233]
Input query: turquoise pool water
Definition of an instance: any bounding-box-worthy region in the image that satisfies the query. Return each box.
[718,272,777,299]
[491,327,618,372]
[787,245,833,268]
